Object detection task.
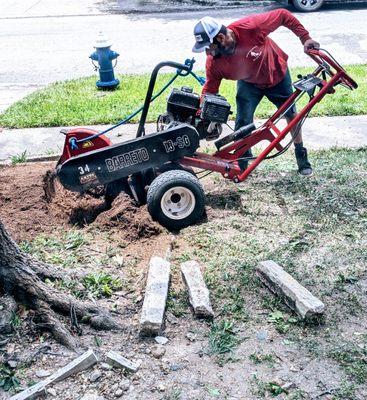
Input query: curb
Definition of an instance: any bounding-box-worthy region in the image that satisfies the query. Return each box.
[0,154,59,168]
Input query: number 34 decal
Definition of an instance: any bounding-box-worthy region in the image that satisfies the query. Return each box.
[78,164,90,175]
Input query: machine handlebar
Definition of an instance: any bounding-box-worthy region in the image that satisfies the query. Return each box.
[136,60,196,138]
[306,49,358,90]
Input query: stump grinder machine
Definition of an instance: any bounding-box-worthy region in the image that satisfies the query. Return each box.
[56,49,357,230]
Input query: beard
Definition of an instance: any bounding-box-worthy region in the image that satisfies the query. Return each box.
[213,42,236,58]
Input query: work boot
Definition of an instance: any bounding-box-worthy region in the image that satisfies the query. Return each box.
[238,149,253,171]
[295,146,313,176]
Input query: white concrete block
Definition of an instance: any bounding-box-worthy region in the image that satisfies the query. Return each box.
[181,260,214,318]
[140,256,170,335]
[257,260,325,319]
[10,349,98,400]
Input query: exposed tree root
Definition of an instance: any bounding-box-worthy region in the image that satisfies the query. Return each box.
[36,300,79,351]
[24,255,65,281]
[0,295,18,334]
[0,221,122,351]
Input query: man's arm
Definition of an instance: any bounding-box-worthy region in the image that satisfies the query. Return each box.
[252,9,319,52]
[201,57,222,98]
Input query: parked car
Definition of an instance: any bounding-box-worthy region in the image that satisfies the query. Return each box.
[277,0,366,12]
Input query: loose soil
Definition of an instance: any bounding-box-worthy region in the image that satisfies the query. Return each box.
[0,162,161,242]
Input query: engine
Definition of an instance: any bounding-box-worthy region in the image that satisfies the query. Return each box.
[157,86,232,141]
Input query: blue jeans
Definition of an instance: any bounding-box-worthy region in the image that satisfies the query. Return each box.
[235,69,296,131]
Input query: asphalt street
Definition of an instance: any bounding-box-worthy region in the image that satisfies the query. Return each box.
[0,1,367,112]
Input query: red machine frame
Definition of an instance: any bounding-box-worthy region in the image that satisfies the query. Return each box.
[180,49,358,182]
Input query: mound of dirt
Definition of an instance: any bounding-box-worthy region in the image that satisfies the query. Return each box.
[48,178,108,228]
[94,193,162,239]
[0,163,161,242]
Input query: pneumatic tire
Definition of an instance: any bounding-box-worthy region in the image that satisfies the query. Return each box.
[147,170,205,230]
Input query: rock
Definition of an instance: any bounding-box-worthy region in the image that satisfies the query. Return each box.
[46,388,57,397]
[132,373,141,382]
[157,384,166,392]
[256,260,325,319]
[115,389,123,397]
[140,257,171,335]
[180,260,214,318]
[8,360,18,369]
[36,370,51,378]
[151,345,166,359]
[282,382,296,391]
[106,351,141,372]
[89,370,102,382]
[185,332,196,342]
[160,362,170,374]
[166,312,179,325]
[169,363,183,371]
[256,330,268,342]
[7,343,15,354]
[100,362,112,371]
[119,379,130,391]
[114,255,124,266]
[155,336,168,345]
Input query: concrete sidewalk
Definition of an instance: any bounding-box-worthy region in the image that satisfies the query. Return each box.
[0,115,366,161]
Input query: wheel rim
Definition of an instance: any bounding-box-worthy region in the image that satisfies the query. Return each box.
[161,186,196,220]
[296,0,322,10]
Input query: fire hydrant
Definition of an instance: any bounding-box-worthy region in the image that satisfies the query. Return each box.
[90,32,120,89]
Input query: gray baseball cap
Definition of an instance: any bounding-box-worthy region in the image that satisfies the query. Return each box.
[192,16,222,53]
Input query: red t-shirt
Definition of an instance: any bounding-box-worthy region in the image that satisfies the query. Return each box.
[202,9,311,93]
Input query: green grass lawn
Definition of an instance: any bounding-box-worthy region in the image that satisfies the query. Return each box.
[174,146,367,398]
[0,64,366,129]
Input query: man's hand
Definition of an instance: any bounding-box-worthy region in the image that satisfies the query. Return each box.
[304,38,320,53]
[207,121,223,139]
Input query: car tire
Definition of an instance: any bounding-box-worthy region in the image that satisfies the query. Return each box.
[147,170,205,230]
[292,0,324,12]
